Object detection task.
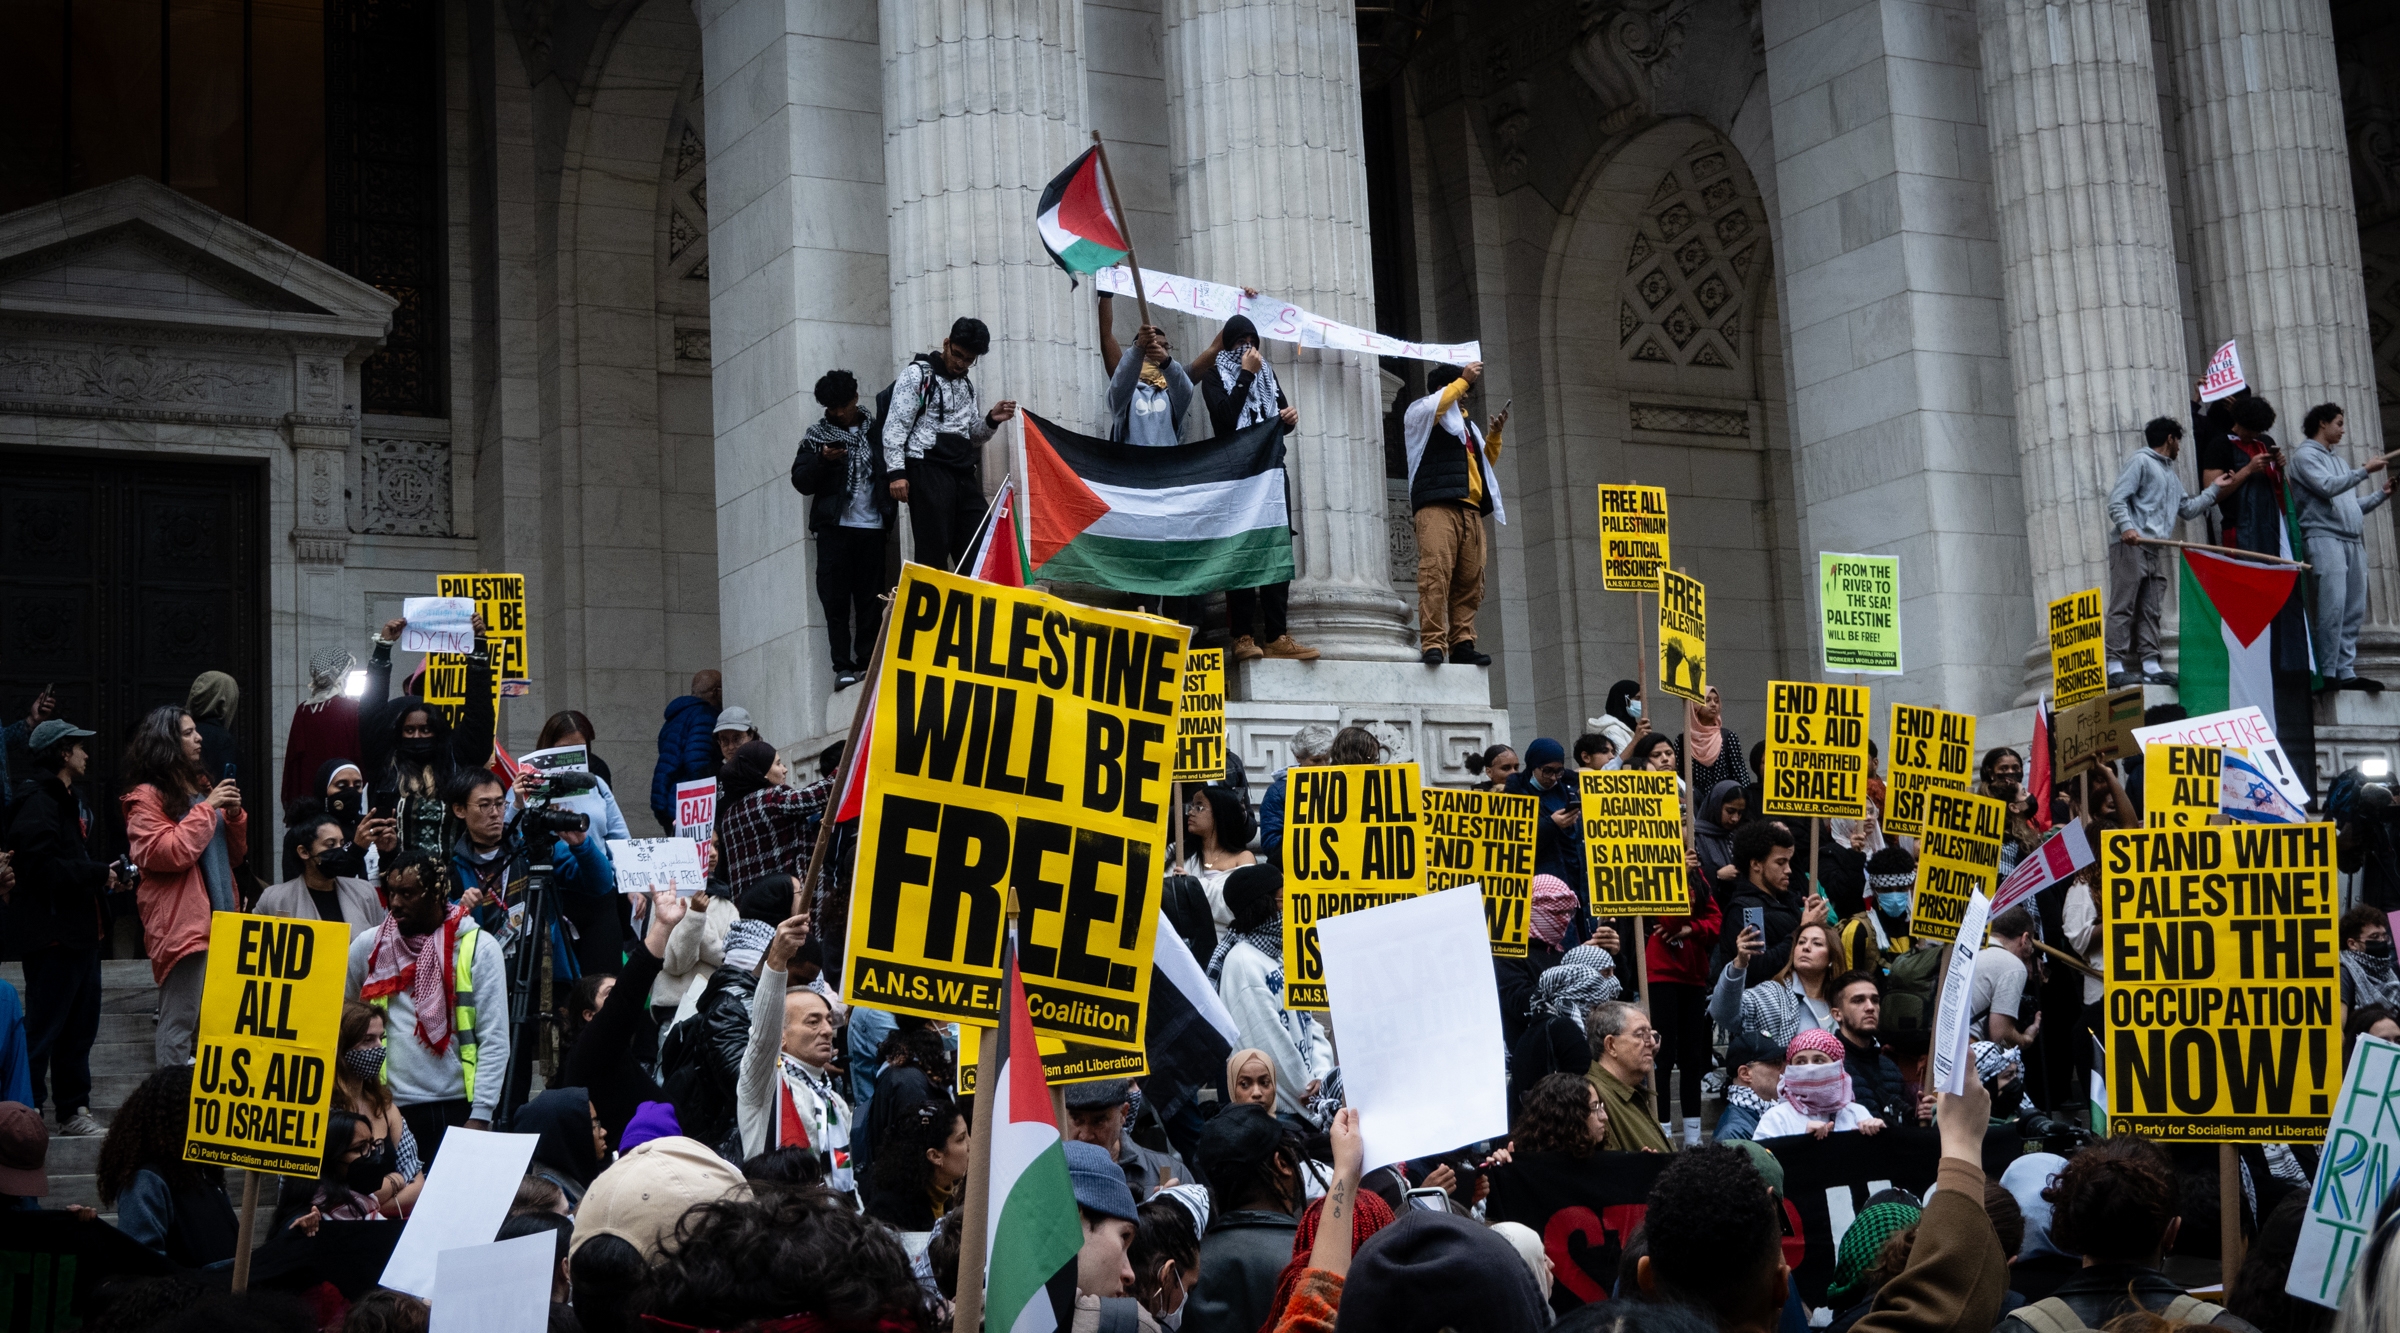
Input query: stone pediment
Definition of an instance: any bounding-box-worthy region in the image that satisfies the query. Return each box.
[0,176,395,345]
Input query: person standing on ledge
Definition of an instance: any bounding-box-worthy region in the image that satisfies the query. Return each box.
[1198,314,1316,664]
[2289,401,2391,693]
[881,316,1017,575]
[2104,415,2250,688]
[1402,359,1507,667]
[790,370,893,691]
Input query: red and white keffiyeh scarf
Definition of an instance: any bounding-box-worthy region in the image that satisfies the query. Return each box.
[359,906,467,1056]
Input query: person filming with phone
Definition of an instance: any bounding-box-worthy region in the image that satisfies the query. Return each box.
[120,705,247,1068]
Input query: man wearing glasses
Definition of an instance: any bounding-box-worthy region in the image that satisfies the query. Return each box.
[1586,1000,1673,1153]
[446,768,616,977]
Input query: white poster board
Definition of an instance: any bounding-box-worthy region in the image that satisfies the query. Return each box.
[2131,706,2308,814]
[607,837,707,895]
[399,597,476,655]
[2286,1035,2400,1309]
[377,1128,539,1298]
[430,1231,560,1333]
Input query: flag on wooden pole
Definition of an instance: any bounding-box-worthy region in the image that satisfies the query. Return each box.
[1037,147,1132,276]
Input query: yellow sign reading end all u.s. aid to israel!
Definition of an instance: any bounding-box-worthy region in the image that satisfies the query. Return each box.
[1171,648,1226,782]
[184,913,349,1178]
[842,563,1185,1052]
[1283,763,1427,1012]
[1597,485,1670,593]
[2047,586,2107,708]
[1658,569,1707,702]
[1883,703,1975,837]
[1762,680,1871,819]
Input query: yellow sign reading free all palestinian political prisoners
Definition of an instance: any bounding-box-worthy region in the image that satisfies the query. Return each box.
[1819,553,1901,674]
[1422,786,1538,957]
[843,563,1183,1051]
[1579,770,1689,914]
[184,913,348,1178]
[2101,824,2342,1142]
[1597,485,1670,593]
[1910,788,2006,945]
[2048,587,2108,708]
[1283,763,1426,1012]
[2145,744,2221,828]
[1763,680,1871,819]
[1171,648,1226,782]
[1658,569,1707,702]
[1883,703,1976,837]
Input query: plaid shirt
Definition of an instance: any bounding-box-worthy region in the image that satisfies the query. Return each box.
[714,779,834,886]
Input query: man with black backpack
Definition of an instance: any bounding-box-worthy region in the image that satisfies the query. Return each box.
[878,316,1018,574]
[791,369,893,689]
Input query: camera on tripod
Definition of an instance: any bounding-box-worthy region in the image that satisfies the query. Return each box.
[521,804,590,838]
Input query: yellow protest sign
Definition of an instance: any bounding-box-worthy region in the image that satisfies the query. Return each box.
[2047,587,2107,707]
[1579,770,1688,914]
[1762,680,1871,819]
[424,573,530,721]
[957,1023,1147,1093]
[2101,824,2342,1142]
[1910,788,2006,944]
[1819,553,1901,674]
[1422,787,1538,956]
[1884,703,1976,837]
[1597,485,1670,593]
[184,913,348,1177]
[1658,570,1707,702]
[1283,763,1426,1011]
[1171,648,1226,782]
[843,563,1183,1051]
[2145,744,2221,828]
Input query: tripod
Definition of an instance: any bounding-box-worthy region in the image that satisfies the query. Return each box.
[493,818,562,1125]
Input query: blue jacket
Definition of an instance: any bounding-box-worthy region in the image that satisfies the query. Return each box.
[650,695,721,819]
[1259,771,1289,865]
[0,981,29,1107]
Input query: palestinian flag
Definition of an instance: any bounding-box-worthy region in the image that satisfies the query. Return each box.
[1037,147,1131,276]
[2177,548,2300,716]
[983,935,1083,1333]
[1020,412,1296,596]
[961,476,1030,586]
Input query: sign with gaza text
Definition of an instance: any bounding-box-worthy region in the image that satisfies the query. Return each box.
[1579,770,1688,914]
[1910,788,2006,945]
[423,573,529,720]
[1171,648,1226,782]
[2101,824,2341,1142]
[844,564,1184,1051]
[2145,744,2221,828]
[956,1021,1147,1093]
[1818,553,1900,674]
[185,913,348,1177]
[2047,587,2107,708]
[1763,680,1870,819]
[1657,569,1707,702]
[1282,763,1426,1011]
[1422,786,1539,956]
[1596,485,1670,594]
[1883,703,1975,837]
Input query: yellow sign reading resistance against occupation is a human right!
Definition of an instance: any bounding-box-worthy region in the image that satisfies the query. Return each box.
[844,563,1185,1052]
[1580,770,1689,914]
[1762,680,1870,819]
[1171,648,1226,782]
[1597,485,1671,593]
[185,913,348,1177]
[1283,763,1427,1011]
[2048,586,2108,708]
[1658,570,1708,702]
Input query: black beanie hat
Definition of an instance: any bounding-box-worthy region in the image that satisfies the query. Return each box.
[1332,1210,1548,1333]
[1221,863,1282,932]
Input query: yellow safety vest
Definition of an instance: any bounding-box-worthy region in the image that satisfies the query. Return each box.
[370,924,484,1104]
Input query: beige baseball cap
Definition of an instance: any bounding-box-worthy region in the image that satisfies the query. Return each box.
[569,1136,751,1260]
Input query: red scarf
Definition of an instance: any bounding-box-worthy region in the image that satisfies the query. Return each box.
[359,906,466,1056]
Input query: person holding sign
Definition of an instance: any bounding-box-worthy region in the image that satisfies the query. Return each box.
[362,612,496,860]
[2289,402,2392,691]
[121,705,248,1068]
[2105,416,2253,688]
[1402,359,1508,668]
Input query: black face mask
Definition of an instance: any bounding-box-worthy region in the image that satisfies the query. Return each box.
[1989,780,2019,801]
[2365,940,2396,961]
[342,1145,392,1196]
[327,789,363,825]
[397,736,436,759]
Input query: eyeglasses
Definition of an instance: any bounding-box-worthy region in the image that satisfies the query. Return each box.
[464,797,507,813]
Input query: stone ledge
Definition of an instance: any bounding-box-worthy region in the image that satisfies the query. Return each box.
[1231,657,1501,707]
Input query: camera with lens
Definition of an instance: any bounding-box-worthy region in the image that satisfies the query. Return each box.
[521,804,590,839]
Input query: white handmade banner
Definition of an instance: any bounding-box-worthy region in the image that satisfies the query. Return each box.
[1097,265,1479,366]
[2130,706,2308,814]
[607,837,707,895]
[399,597,476,655]
[2200,338,2246,402]
[1930,889,1992,1096]
[2287,1034,2400,1308]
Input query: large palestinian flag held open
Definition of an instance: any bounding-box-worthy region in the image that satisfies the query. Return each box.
[1020,412,1297,596]
[2177,547,2300,716]
[1037,147,1131,275]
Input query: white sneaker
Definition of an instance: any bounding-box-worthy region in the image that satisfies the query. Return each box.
[59,1109,100,1136]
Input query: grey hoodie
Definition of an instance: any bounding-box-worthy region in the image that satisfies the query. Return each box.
[1105,348,1193,447]
[2288,437,2391,540]
[2105,448,2221,540]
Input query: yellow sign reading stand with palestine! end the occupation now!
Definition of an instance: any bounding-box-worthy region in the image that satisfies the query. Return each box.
[1910,788,2007,945]
[842,563,1185,1052]
[1658,569,1708,702]
[1762,680,1871,819]
[1422,786,1539,956]
[2048,586,2108,708]
[2100,823,2342,1142]
[184,913,348,1178]
[1579,770,1689,915]
[1283,763,1427,1012]
[1883,703,1975,837]
[1597,485,1671,593]
[1171,648,1226,782]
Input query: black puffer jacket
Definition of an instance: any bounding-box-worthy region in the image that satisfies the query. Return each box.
[5,777,111,953]
[659,964,758,1156]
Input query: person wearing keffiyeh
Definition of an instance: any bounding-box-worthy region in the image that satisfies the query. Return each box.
[1754,1027,1885,1139]
[346,851,511,1163]
[281,646,361,814]
[1212,864,1332,1122]
[1195,314,1318,665]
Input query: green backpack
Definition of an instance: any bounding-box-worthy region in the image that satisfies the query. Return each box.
[1881,942,1944,1037]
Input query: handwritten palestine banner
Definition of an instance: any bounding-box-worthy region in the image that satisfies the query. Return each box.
[1282,763,1427,1011]
[843,564,1184,1051]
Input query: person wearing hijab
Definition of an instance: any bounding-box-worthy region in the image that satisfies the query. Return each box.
[513,1086,608,1209]
[184,671,243,783]
[1998,1152,2077,1301]
[1692,778,1746,900]
[278,758,399,881]
[282,647,362,816]
[1197,314,1316,665]
[1677,685,1754,799]
[1593,679,1645,756]
[1226,1048,1278,1110]
[712,740,832,886]
[360,614,497,860]
[1824,1197,1924,1319]
[1211,864,1331,1120]
[1504,738,1584,902]
[1493,875,1579,1044]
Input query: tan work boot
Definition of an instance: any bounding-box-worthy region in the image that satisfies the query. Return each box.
[1231,635,1265,662]
[1262,634,1320,661]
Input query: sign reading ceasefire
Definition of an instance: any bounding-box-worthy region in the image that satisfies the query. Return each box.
[1422,787,1538,956]
[1884,704,1976,837]
[1283,763,1426,1011]
[1580,771,1689,914]
[1597,485,1671,593]
[2048,587,2108,708]
[844,564,1184,1051]
[1658,570,1708,702]
[1763,681,1871,819]
[1911,789,2007,945]
[424,573,530,719]
[2102,824,2341,1142]
[1171,648,1226,782]
[185,913,347,1177]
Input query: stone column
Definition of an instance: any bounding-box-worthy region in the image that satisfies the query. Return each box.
[882,0,1106,462]
[2161,0,2399,632]
[1161,0,1415,661]
[1974,0,2190,664]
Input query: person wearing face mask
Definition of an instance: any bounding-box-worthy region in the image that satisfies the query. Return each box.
[1130,1195,1204,1333]
[258,814,388,939]
[1503,738,1586,905]
[1592,679,1647,758]
[332,1000,424,1218]
[736,907,852,1194]
[1978,747,2041,877]
[272,1110,395,1234]
[279,760,399,882]
[361,613,496,860]
[2339,905,2400,1012]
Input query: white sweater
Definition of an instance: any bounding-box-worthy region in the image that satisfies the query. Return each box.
[1216,940,1333,1119]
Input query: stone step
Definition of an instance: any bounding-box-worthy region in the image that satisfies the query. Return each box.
[0,959,158,991]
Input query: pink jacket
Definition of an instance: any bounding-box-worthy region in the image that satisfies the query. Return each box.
[123,785,248,983]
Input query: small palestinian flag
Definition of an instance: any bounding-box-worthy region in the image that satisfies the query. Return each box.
[961,477,1030,587]
[2177,548,2299,716]
[982,935,1083,1333]
[1037,147,1132,276]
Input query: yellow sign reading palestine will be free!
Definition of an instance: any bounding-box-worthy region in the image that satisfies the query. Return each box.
[1171,648,1226,782]
[843,563,1184,1052]
[1763,680,1871,819]
[2101,824,2342,1142]
[1580,770,1689,914]
[2048,586,2108,708]
[1883,703,1976,837]
[1658,569,1707,702]
[1910,788,2007,945]
[185,913,348,1178]
[1283,763,1427,1011]
[1422,786,1539,956]
[424,573,530,721]
[1597,485,1670,593]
